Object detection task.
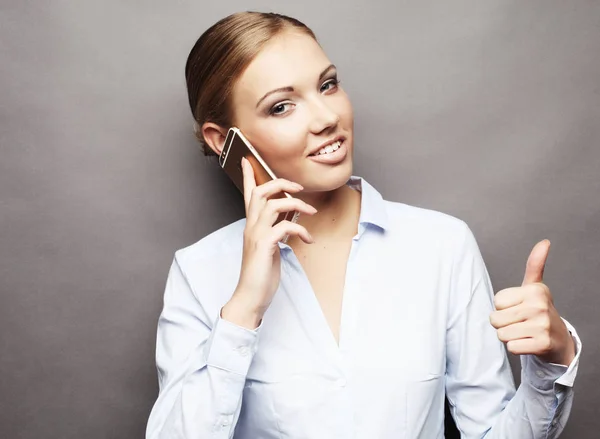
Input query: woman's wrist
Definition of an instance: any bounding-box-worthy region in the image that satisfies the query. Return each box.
[221,294,265,330]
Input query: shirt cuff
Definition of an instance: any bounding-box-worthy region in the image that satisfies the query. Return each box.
[521,317,582,390]
[203,310,262,376]
[554,317,582,388]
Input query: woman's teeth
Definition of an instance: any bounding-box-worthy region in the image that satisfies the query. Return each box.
[314,140,342,155]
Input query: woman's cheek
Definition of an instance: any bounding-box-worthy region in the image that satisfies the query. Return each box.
[270,126,307,153]
[336,95,354,122]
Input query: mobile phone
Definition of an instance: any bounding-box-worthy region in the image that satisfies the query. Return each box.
[219,127,301,242]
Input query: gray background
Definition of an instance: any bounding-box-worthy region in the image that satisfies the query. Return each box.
[1,1,598,438]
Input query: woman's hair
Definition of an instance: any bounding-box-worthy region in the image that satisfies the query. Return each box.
[185,11,317,156]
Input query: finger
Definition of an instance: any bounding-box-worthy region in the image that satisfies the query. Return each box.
[256,198,317,227]
[496,321,534,343]
[252,178,303,201]
[522,239,551,286]
[489,305,528,329]
[269,220,314,244]
[493,287,525,311]
[246,179,304,225]
[241,157,256,215]
[506,337,549,356]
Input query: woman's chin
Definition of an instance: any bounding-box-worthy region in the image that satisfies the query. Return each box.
[304,160,354,192]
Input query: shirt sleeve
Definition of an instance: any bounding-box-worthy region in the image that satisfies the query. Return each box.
[145,254,261,439]
[445,222,581,439]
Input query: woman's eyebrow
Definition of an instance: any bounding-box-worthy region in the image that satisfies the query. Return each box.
[255,64,337,108]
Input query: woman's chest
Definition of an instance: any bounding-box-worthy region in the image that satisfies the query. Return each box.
[235,255,450,438]
[292,238,354,346]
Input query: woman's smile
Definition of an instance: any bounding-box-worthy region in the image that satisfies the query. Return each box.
[307,139,348,164]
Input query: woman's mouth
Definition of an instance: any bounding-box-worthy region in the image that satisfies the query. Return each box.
[308,139,348,164]
[310,140,342,156]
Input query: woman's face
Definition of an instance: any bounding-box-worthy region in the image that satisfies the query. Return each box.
[230,30,354,193]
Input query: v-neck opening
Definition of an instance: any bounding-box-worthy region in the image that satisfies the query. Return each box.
[281,238,359,373]
[277,182,364,370]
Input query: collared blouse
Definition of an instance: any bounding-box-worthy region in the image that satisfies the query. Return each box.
[146,176,581,439]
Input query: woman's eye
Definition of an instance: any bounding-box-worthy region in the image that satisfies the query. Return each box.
[269,102,292,115]
[321,78,340,92]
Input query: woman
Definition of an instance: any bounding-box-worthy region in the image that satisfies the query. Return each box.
[146,11,581,439]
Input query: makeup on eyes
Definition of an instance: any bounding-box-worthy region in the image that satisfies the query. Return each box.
[265,75,340,116]
[255,64,338,108]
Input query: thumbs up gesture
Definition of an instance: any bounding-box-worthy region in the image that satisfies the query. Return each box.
[489,239,576,366]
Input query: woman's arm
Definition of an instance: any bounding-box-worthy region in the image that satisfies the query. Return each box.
[145,168,317,438]
[145,255,260,439]
[445,223,582,438]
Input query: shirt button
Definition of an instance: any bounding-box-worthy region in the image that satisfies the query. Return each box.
[237,346,251,356]
[535,370,545,378]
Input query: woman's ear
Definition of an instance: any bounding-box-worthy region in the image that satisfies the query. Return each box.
[201,122,228,155]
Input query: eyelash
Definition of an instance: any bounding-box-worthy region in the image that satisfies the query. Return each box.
[268,77,341,116]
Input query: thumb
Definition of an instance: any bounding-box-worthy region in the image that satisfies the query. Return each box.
[522,239,551,286]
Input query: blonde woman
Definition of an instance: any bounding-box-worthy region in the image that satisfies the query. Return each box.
[146,11,581,439]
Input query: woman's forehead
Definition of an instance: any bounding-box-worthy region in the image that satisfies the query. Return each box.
[235,32,331,100]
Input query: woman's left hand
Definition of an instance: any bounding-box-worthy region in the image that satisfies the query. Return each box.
[489,239,576,366]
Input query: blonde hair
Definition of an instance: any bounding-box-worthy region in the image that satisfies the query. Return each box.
[185,11,318,156]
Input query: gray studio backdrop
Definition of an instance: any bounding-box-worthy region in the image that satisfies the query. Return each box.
[1,1,598,438]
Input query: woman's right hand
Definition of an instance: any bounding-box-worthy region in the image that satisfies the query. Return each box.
[221,157,317,329]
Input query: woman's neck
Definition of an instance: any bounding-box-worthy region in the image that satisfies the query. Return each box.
[292,183,362,241]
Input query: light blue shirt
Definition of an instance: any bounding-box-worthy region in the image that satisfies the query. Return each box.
[146,176,581,439]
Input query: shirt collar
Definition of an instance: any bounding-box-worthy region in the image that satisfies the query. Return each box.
[347,175,389,232]
[279,175,389,250]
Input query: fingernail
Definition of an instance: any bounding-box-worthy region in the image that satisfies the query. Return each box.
[294,183,303,189]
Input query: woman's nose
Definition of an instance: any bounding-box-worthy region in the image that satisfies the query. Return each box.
[308,98,340,133]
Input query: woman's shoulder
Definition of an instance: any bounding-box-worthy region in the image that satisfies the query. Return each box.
[356,176,470,242]
[162,219,247,309]
[381,198,470,237]
[378,199,479,274]
[173,218,246,271]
